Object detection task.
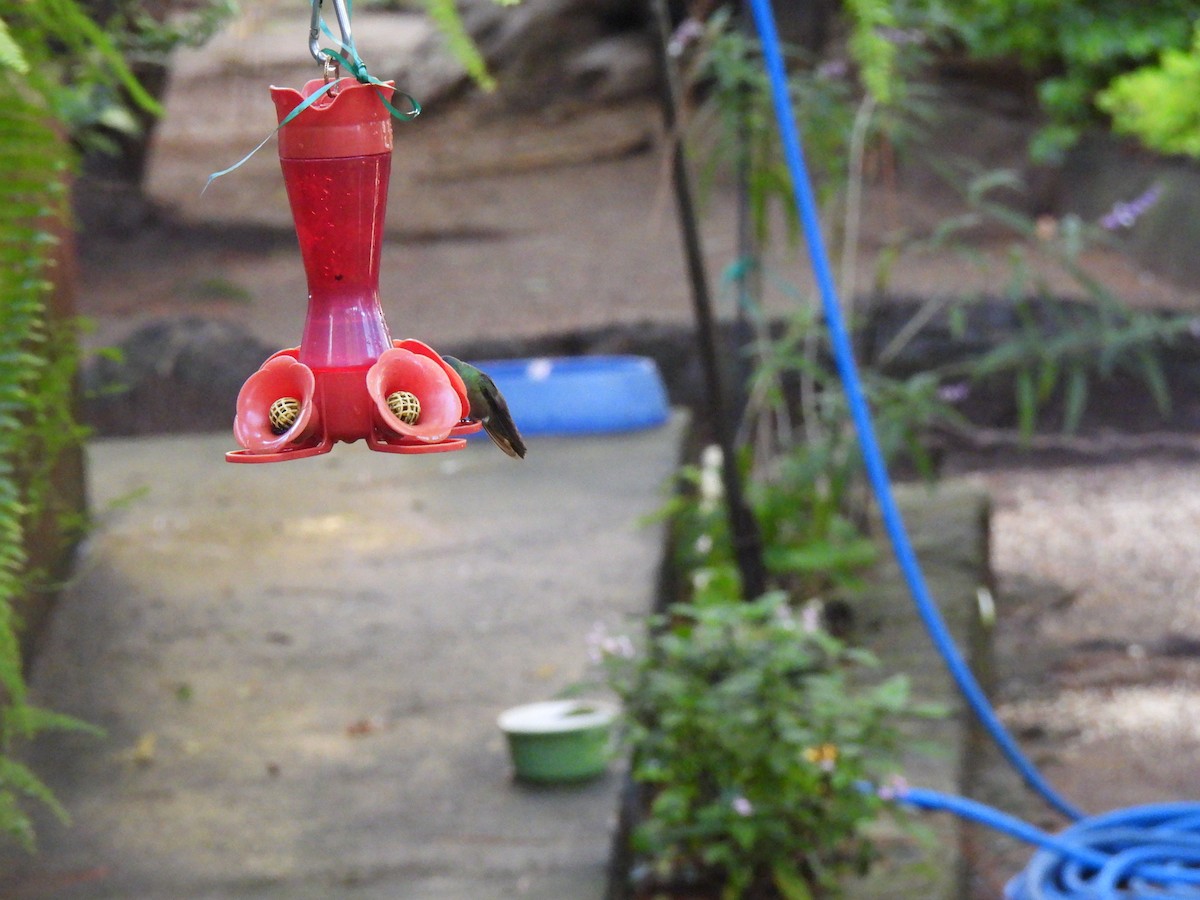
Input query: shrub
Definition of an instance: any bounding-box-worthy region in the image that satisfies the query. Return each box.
[933,0,1195,159]
[600,594,925,898]
[1097,22,1200,158]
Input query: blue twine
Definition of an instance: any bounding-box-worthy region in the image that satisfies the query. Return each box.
[744,0,1200,895]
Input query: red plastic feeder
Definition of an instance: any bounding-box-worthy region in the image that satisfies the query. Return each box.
[227,77,480,463]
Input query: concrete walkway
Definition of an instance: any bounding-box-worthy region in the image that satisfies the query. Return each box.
[0,421,995,900]
[1,418,685,899]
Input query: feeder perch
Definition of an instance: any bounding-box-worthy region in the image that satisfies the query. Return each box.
[227,76,480,463]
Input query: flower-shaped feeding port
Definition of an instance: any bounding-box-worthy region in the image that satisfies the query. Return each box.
[228,341,479,463]
[225,75,483,463]
[367,340,479,454]
[231,352,320,459]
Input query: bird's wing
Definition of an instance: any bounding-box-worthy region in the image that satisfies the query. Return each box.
[479,375,527,459]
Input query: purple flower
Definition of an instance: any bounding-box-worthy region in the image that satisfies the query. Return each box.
[816,58,849,80]
[877,774,910,801]
[732,795,754,817]
[1099,185,1162,231]
[937,382,970,404]
[668,18,705,58]
[586,622,635,663]
[800,600,823,634]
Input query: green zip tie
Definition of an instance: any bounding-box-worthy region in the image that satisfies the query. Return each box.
[203,0,420,194]
[316,15,421,124]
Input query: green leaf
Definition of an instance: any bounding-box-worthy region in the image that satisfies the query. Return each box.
[871,675,911,711]
[0,18,29,74]
[772,860,815,900]
[3,703,102,740]
[0,755,69,825]
[422,0,496,91]
[1134,346,1172,416]
[0,791,35,852]
[1062,366,1089,434]
[1098,23,1200,158]
[1035,355,1058,403]
[842,0,899,105]
[764,539,878,576]
[1015,369,1037,440]
[729,819,757,850]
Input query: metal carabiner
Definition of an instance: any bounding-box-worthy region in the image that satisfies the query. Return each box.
[309,0,354,64]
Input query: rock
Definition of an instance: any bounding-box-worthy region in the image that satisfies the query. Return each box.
[358,12,472,107]
[82,317,274,436]
[459,0,657,106]
[339,2,657,111]
[564,32,658,103]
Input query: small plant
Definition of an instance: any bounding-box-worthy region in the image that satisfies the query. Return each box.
[659,438,875,610]
[598,593,923,899]
[678,6,930,253]
[681,10,850,248]
[884,166,1192,439]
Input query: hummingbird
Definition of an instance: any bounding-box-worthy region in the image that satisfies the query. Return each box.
[443,356,527,459]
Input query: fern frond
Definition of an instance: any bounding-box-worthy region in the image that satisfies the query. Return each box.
[422,0,496,92]
[0,755,69,822]
[0,18,30,74]
[3,703,101,741]
[0,0,108,852]
[7,0,161,115]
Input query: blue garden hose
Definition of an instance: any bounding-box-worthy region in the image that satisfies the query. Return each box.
[902,789,1200,897]
[743,0,1200,895]
[743,0,1079,823]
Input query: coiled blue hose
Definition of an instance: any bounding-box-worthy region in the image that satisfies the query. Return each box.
[901,789,1200,898]
[743,0,1200,895]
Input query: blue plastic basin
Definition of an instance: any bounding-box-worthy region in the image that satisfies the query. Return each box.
[471,355,669,436]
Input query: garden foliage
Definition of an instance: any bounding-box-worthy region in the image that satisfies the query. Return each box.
[0,0,151,852]
[601,594,921,899]
[604,5,1196,894]
[903,165,1191,438]
[1097,21,1200,159]
[931,0,1197,159]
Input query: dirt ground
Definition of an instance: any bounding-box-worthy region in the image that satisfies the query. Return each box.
[71,8,1200,897]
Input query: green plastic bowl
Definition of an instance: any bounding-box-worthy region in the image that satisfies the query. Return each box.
[498,700,618,783]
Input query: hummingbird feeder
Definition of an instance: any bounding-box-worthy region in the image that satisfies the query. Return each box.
[226,1,481,463]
